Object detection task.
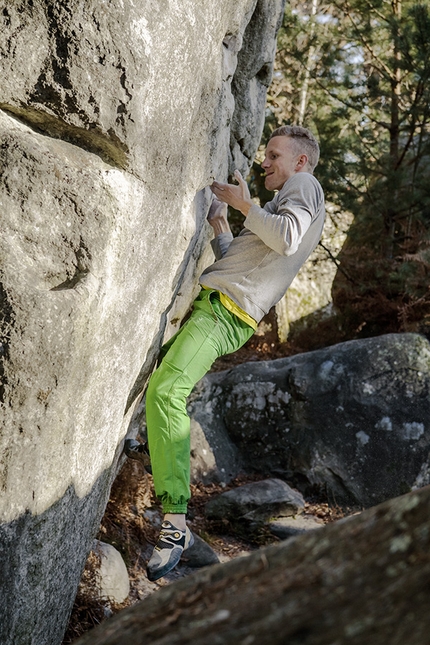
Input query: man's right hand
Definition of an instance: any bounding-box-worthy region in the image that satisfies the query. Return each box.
[210,170,253,216]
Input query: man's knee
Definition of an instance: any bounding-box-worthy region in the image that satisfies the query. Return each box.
[146,361,186,406]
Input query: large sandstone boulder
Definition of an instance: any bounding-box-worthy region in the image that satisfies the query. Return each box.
[188,333,430,506]
[0,2,285,644]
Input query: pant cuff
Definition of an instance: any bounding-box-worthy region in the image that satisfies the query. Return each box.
[162,504,188,514]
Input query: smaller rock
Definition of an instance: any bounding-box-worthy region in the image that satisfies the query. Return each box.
[92,540,129,604]
[205,478,305,524]
[181,534,220,568]
[268,515,324,540]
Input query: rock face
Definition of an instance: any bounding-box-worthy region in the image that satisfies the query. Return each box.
[189,333,430,506]
[188,377,245,485]
[0,2,285,643]
[73,484,430,645]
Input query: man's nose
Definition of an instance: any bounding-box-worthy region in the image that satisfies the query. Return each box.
[261,157,269,168]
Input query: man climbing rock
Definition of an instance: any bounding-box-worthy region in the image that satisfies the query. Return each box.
[142,125,325,580]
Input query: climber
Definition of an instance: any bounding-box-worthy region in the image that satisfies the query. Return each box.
[132,125,326,581]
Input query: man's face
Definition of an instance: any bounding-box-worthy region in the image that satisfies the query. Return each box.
[261,136,304,191]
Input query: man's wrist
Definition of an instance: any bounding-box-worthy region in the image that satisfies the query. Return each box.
[240,200,253,217]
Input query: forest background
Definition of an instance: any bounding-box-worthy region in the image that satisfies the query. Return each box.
[239,0,430,357]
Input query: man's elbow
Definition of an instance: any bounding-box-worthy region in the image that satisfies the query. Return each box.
[281,242,299,256]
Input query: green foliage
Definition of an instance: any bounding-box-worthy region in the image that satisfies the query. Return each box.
[266,0,430,338]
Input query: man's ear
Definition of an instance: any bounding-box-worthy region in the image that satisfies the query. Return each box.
[296,154,308,170]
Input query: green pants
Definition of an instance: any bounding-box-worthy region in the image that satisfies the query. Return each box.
[146,289,254,513]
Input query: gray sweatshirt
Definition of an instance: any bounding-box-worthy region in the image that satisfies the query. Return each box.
[200,172,325,323]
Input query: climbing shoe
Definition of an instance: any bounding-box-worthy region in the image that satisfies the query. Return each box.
[147,520,194,581]
[124,438,152,473]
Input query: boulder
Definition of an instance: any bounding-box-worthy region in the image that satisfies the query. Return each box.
[0,1,285,643]
[188,376,245,484]
[181,534,220,568]
[92,540,129,605]
[205,478,305,524]
[73,484,430,645]
[189,333,430,507]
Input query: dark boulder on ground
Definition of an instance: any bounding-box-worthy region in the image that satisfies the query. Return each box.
[205,478,305,524]
[181,534,220,568]
[189,333,430,507]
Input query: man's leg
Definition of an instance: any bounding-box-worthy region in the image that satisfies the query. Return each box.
[145,290,253,579]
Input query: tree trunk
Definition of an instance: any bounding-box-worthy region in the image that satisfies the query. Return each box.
[75,485,430,645]
[386,0,402,257]
[297,0,318,125]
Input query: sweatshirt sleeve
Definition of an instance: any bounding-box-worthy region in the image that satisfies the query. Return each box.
[244,174,321,256]
[210,231,234,260]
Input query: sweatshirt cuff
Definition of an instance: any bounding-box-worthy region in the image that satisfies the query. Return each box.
[244,204,266,232]
[211,232,234,260]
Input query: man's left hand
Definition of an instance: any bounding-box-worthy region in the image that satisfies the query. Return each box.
[210,170,253,217]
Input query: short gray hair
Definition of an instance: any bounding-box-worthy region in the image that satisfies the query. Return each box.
[270,125,320,171]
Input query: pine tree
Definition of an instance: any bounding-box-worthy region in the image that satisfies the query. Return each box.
[266,0,430,338]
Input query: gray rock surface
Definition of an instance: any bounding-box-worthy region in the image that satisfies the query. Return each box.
[188,376,245,484]
[0,1,285,643]
[268,515,324,539]
[189,333,430,507]
[205,478,305,523]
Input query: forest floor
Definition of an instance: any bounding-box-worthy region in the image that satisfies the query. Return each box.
[62,329,358,644]
[63,464,355,644]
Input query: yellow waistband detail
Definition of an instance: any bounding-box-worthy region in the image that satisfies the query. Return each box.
[219,292,258,330]
[200,286,257,330]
